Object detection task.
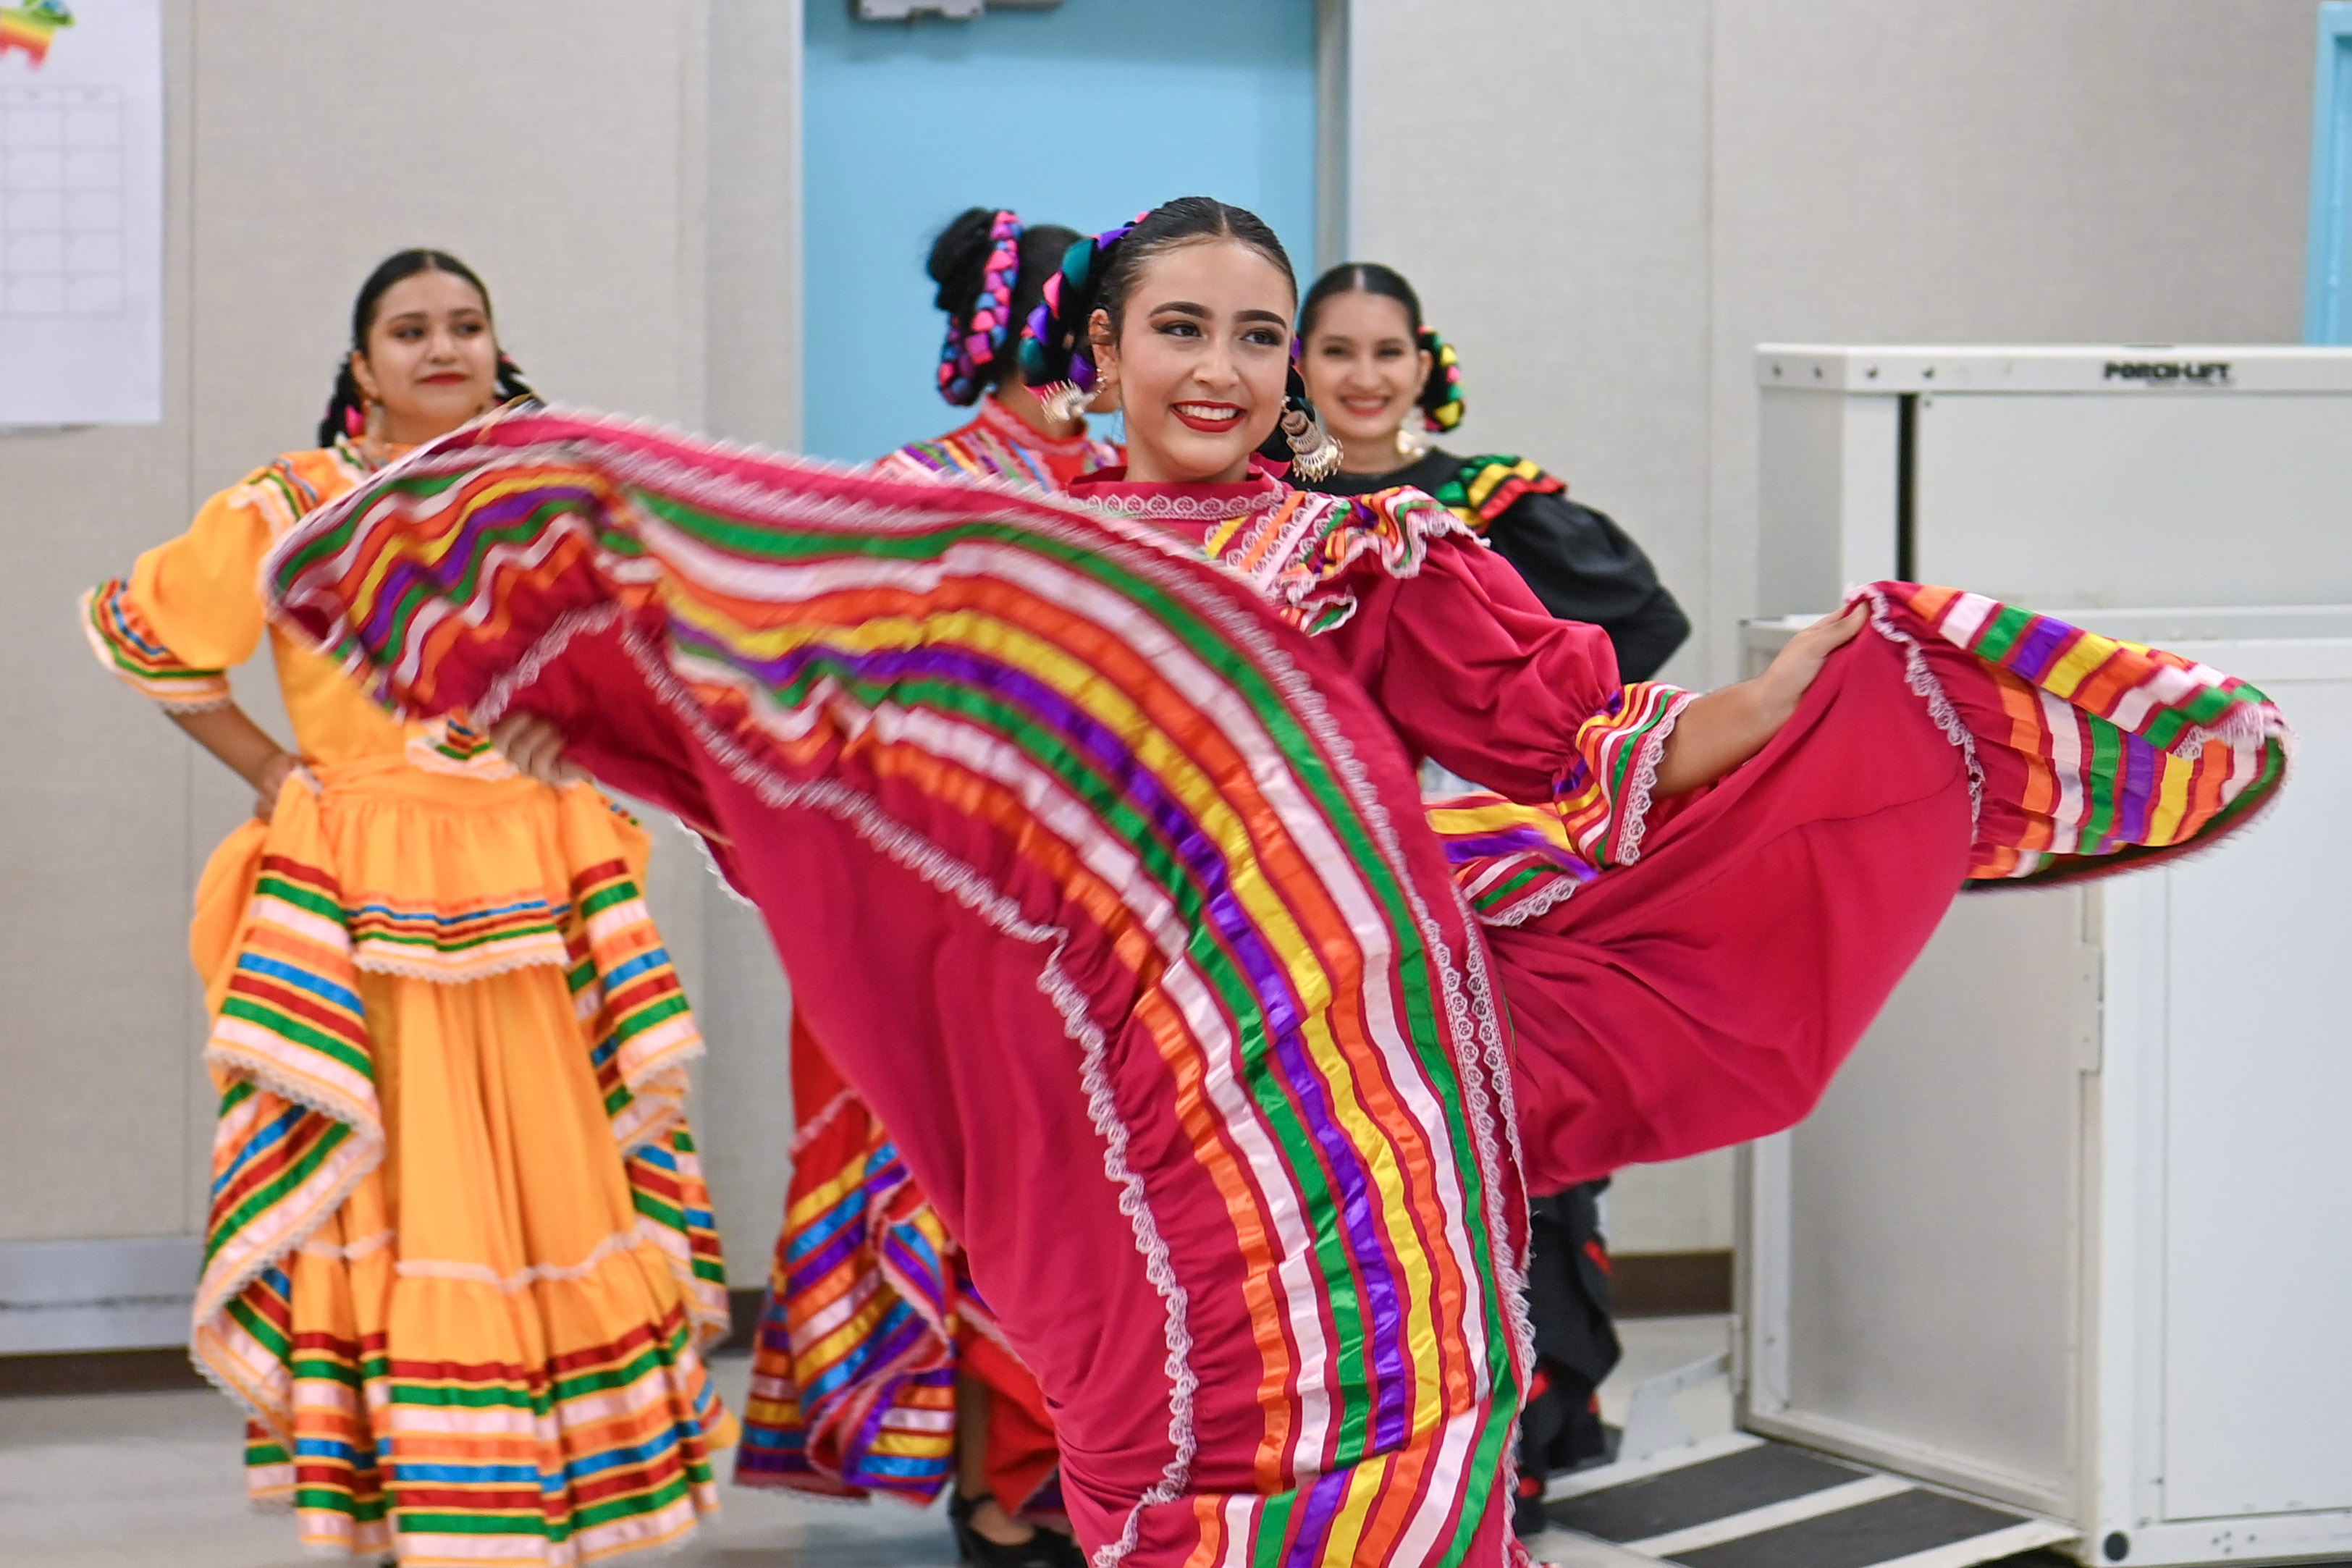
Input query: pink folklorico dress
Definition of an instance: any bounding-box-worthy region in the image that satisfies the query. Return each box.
[735,397,1123,1513]
[264,415,2289,1568]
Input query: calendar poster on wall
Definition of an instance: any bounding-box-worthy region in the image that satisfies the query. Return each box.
[0,1,161,426]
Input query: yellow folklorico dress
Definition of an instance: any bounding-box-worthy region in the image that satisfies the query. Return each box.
[81,439,737,1566]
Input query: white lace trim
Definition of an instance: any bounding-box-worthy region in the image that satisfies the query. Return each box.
[683,818,759,908]
[2167,699,2292,762]
[1475,872,1582,930]
[788,1087,862,1156]
[347,944,570,983]
[1855,586,1986,827]
[471,600,628,730]
[156,693,237,715]
[393,1217,662,1294]
[295,1228,395,1263]
[1611,688,1697,868]
[1076,484,1288,524]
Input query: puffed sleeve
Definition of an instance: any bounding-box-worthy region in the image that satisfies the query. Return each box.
[1483,491,1691,683]
[81,481,274,709]
[1325,536,1698,868]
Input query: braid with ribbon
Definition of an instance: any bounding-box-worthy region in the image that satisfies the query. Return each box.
[935,208,1024,406]
[1417,325,1465,432]
[1017,214,1145,424]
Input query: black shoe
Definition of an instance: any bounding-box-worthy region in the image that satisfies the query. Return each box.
[949,1489,1086,1567]
[1512,1472,1551,1539]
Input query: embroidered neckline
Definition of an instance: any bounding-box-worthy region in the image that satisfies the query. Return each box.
[330,434,413,480]
[1070,468,1290,526]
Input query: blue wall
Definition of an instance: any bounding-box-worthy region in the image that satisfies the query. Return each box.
[2307,3,2352,342]
[802,0,1318,462]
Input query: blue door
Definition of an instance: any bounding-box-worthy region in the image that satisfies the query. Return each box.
[803,0,1320,463]
[2309,3,2352,342]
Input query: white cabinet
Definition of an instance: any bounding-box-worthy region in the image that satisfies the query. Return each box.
[1754,345,2352,617]
[1742,343,2352,1567]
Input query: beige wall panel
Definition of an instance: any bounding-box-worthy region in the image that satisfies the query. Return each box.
[0,11,201,1242]
[1350,0,1714,681]
[706,0,802,453]
[3,0,738,1251]
[1706,0,2314,677]
[186,0,709,497]
[690,0,803,1278]
[693,894,796,1279]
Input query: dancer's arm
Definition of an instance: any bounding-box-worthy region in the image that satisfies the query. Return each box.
[1651,604,1866,796]
[1333,546,1863,804]
[487,712,586,786]
[168,703,305,819]
[85,482,305,819]
[1328,543,1624,801]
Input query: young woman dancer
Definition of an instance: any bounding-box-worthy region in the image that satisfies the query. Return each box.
[268,200,2288,1568]
[1292,261,1687,683]
[1294,261,1683,1525]
[82,250,733,1566]
[737,204,1098,1565]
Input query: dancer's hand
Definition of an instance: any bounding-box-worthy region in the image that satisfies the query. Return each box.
[1651,602,1868,798]
[492,713,588,787]
[252,749,305,822]
[1754,602,1869,726]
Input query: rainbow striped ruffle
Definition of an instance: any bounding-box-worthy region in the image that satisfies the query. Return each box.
[1423,793,1602,928]
[1871,584,2290,885]
[406,715,519,780]
[264,409,1535,1568]
[1551,681,1696,869]
[1430,456,1564,533]
[1205,482,1479,636]
[80,578,234,709]
[736,1079,968,1502]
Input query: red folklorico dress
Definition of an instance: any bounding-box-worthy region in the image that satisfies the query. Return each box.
[264,414,2289,1568]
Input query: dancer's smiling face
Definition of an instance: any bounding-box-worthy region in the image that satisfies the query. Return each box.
[1090,237,1296,486]
[1297,288,1430,463]
[350,268,501,445]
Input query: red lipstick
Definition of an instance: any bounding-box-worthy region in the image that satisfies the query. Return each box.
[1171,401,1245,434]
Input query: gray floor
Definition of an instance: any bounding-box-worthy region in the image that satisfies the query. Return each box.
[0,1351,958,1568]
[0,1317,2051,1568]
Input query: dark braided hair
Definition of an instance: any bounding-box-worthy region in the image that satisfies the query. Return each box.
[318,249,539,448]
[1298,262,1464,432]
[1016,196,1336,471]
[927,208,1082,405]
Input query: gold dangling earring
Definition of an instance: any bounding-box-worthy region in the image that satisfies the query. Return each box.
[363,395,387,444]
[1281,397,1344,482]
[1040,381,1092,426]
[1395,423,1430,462]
